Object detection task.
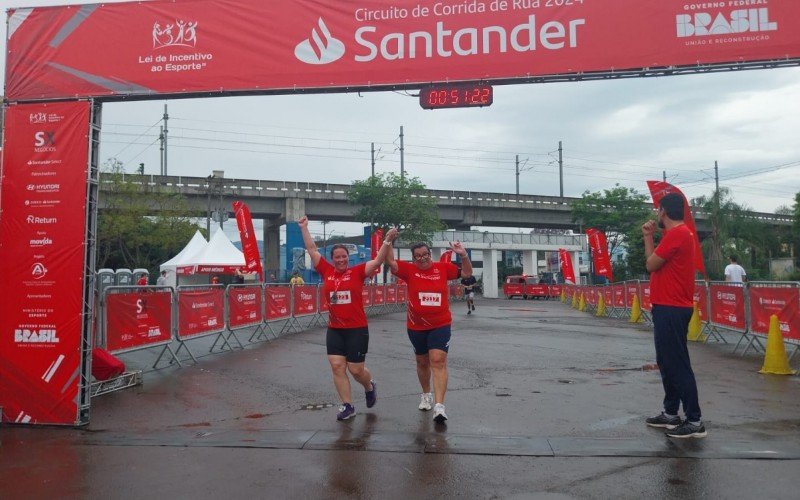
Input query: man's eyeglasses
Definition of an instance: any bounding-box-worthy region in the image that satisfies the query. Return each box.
[413,252,431,261]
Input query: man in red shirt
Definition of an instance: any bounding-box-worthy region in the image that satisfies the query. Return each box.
[386,240,473,424]
[642,192,706,438]
[136,272,148,286]
[298,216,397,421]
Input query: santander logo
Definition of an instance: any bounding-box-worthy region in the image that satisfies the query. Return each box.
[295,18,345,65]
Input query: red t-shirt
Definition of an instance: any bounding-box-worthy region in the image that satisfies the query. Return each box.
[316,259,367,329]
[650,224,695,308]
[137,276,148,286]
[393,260,459,330]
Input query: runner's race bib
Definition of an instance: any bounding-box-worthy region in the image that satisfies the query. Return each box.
[330,290,352,305]
[419,292,442,306]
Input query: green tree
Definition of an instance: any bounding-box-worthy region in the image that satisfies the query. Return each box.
[571,184,651,281]
[691,188,777,280]
[97,158,199,274]
[347,173,444,243]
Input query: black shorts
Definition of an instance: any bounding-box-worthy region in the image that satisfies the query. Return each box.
[407,325,451,355]
[327,327,369,363]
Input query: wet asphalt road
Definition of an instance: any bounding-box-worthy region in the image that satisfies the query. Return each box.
[3,298,800,499]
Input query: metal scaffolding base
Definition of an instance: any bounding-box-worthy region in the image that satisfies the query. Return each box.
[90,371,142,398]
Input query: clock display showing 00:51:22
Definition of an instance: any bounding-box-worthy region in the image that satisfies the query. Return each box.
[419,83,493,109]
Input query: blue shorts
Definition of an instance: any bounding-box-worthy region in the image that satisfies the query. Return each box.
[407,325,451,355]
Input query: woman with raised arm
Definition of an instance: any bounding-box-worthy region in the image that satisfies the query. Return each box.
[385,239,472,424]
[298,216,397,421]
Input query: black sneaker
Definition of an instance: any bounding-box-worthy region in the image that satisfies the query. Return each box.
[336,403,356,421]
[646,412,682,429]
[472,304,476,311]
[467,309,471,315]
[666,421,707,439]
[365,380,377,408]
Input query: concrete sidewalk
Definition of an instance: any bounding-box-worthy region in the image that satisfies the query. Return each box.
[3,298,799,499]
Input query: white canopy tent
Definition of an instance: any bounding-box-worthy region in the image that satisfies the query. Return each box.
[159,230,208,287]
[176,229,246,284]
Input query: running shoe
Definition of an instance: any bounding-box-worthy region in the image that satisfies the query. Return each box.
[666,421,707,439]
[467,309,471,315]
[472,304,476,311]
[336,403,356,421]
[433,403,448,423]
[646,412,682,429]
[365,380,377,408]
[418,392,433,411]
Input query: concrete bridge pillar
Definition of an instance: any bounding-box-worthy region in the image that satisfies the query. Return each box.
[263,220,280,276]
[284,198,306,274]
[522,250,536,276]
[482,249,500,299]
[572,251,581,284]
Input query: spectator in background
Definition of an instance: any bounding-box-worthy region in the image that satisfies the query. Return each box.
[136,272,149,286]
[268,272,277,283]
[290,271,305,286]
[724,256,747,283]
[211,276,220,285]
[156,270,167,286]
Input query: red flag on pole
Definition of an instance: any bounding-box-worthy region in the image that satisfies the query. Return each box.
[232,201,263,281]
[646,181,706,277]
[586,228,613,282]
[558,248,577,284]
[370,228,384,260]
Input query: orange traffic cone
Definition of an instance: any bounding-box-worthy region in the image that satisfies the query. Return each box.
[759,315,797,375]
[595,294,606,317]
[578,292,586,312]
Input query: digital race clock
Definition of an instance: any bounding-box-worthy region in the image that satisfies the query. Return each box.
[419,83,493,110]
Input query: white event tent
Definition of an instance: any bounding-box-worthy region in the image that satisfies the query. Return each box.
[159,230,208,287]
[177,229,246,284]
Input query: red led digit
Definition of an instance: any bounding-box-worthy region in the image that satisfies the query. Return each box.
[419,83,493,109]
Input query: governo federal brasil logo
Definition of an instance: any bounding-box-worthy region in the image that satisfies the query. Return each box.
[295,18,345,65]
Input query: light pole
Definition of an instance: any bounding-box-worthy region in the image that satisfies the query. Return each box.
[206,173,214,235]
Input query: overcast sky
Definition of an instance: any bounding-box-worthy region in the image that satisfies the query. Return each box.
[3,0,799,243]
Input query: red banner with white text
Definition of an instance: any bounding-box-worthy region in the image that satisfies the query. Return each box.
[177,287,225,339]
[586,228,613,282]
[0,101,90,425]
[694,282,709,322]
[641,283,652,312]
[708,283,746,331]
[293,285,319,316]
[106,291,173,353]
[559,249,576,285]
[7,1,800,101]
[749,286,800,341]
[228,286,263,329]
[373,285,386,305]
[266,286,292,320]
[362,286,373,307]
[232,201,263,281]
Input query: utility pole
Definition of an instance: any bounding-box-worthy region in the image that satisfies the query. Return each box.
[558,140,564,197]
[714,160,720,208]
[515,155,520,195]
[162,104,169,176]
[159,126,165,175]
[663,170,666,182]
[399,126,405,181]
[371,142,375,178]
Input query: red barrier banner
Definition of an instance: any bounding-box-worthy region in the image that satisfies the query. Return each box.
[709,283,746,331]
[232,201,263,281]
[641,283,652,312]
[266,286,291,320]
[694,282,709,322]
[106,291,172,353]
[228,286,263,329]
[0,101,90,425]
[526,284,548,297]
[585,288,597,306]
[549,285,562,298]
[612,284,625,308]
[320,286,330,312]
[647,181,706,277]
[292,285,318,316]
[504,283,524,297]
[397,284,407,303]
[749,286,800,341]
[386,285,398,304]
[362,286,373,307]
[373,285,386,305]
[602,287,612,306]
[8,2,800,101]
[177,288,225,339]
[626,283,639,308]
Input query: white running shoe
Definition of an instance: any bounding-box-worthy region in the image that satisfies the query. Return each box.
[418,392,433,411]
[433,403,448,423]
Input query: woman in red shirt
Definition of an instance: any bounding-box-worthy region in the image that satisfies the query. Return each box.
[299,216,397,421]
[386,240,472,424]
